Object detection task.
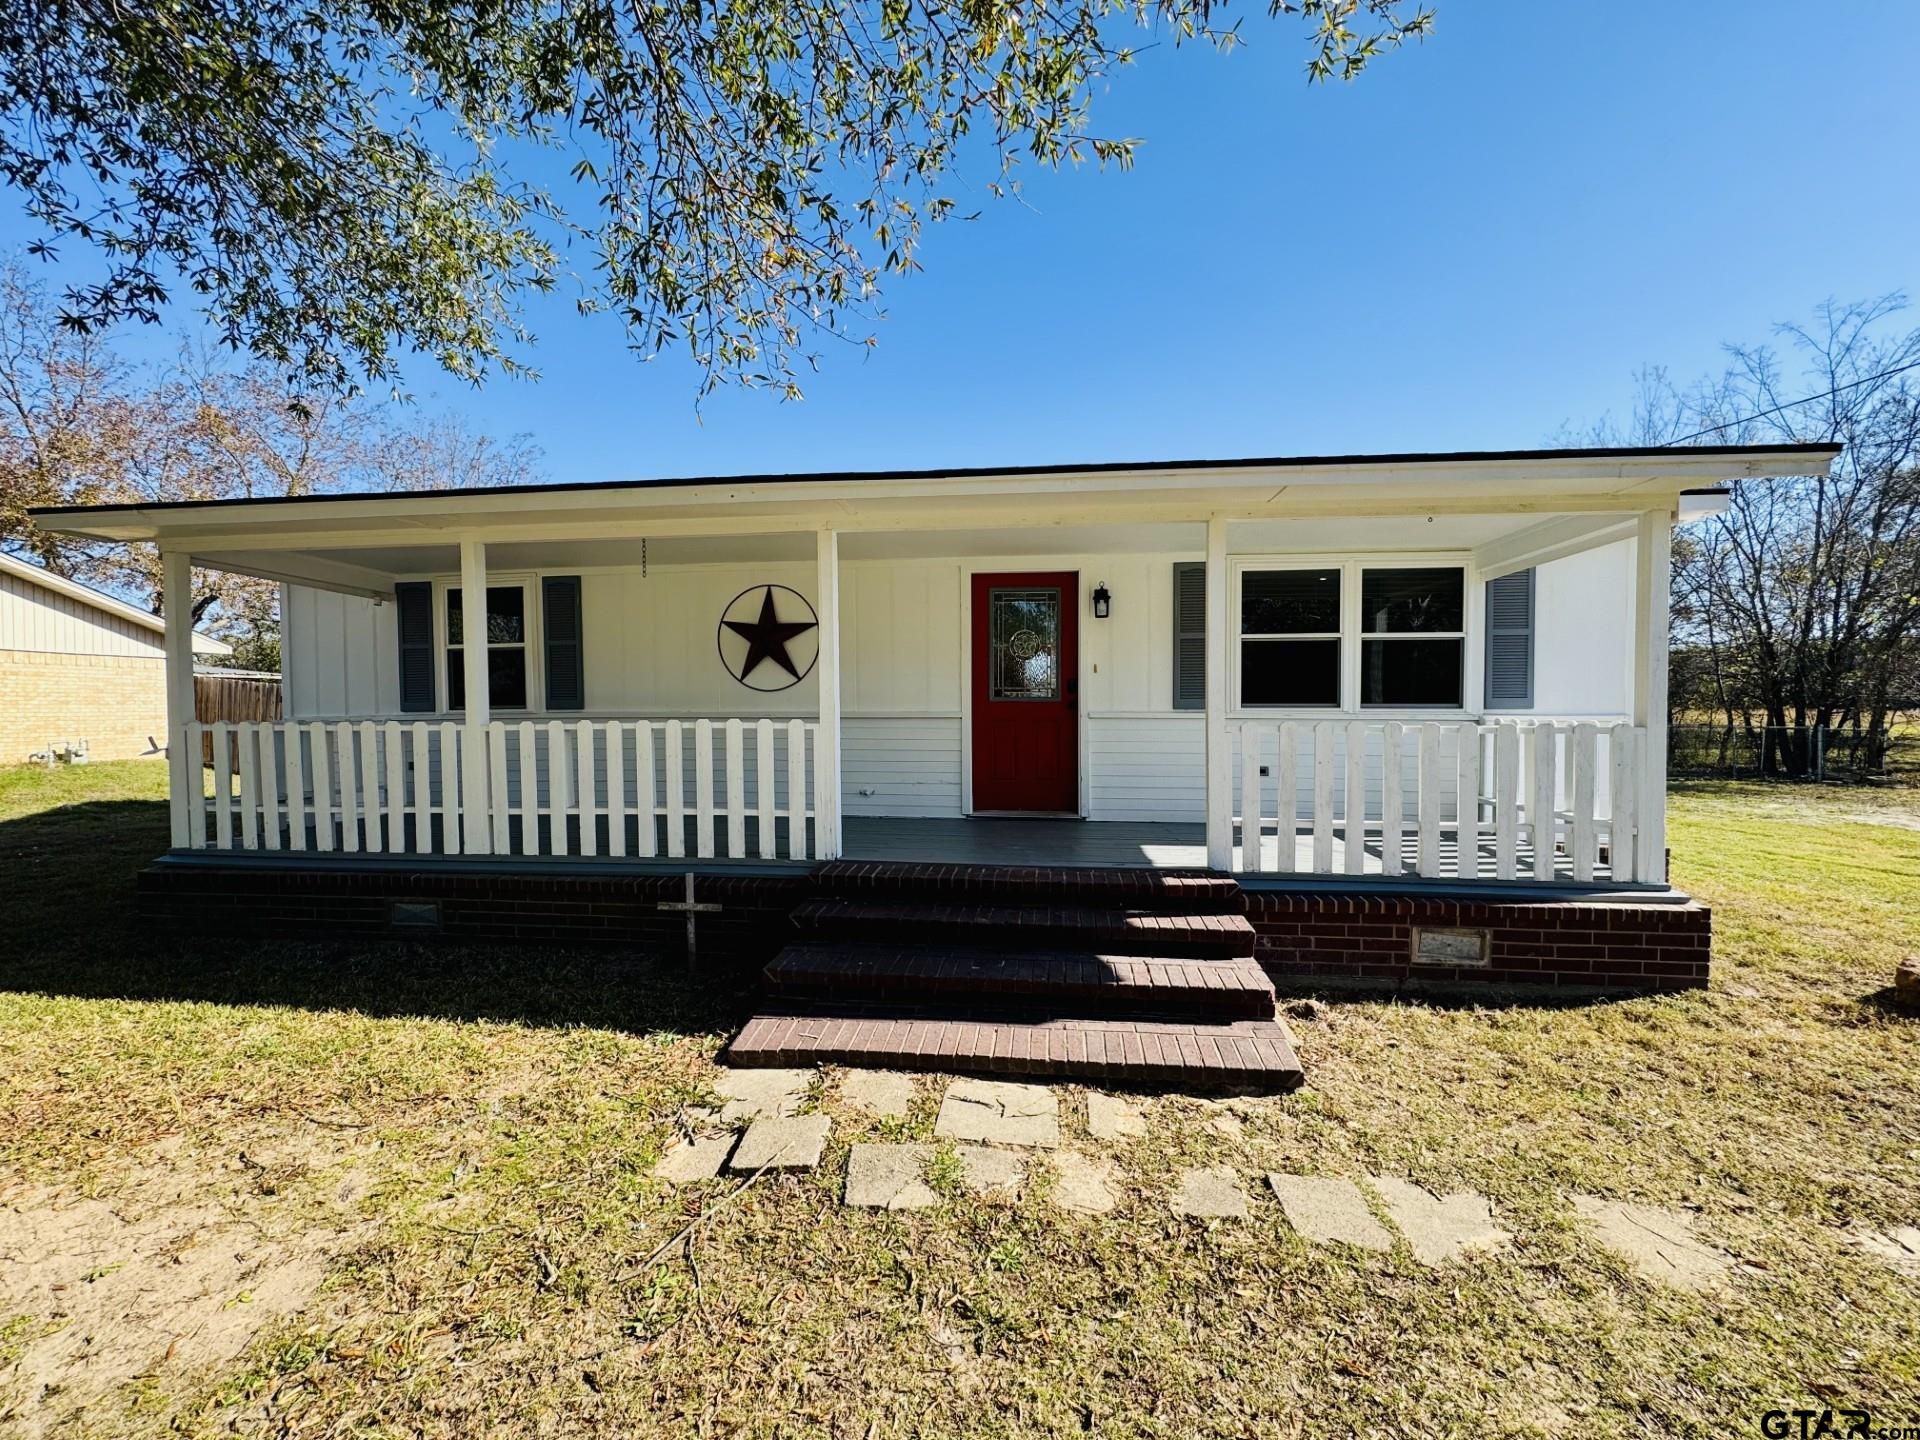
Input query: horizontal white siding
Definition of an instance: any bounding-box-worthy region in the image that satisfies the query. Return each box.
[1089,716,1205,822]
[843,715,961,817]
[0,569,165,657]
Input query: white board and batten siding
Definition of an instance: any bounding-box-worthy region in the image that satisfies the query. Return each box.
[282,544,1636,826]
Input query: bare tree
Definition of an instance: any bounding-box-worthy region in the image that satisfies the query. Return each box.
[0,263,546,660]
[1587,297,1920,774]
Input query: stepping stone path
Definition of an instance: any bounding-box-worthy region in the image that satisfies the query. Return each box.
[845,1144,938,1210]
[652,1134,735,1184]
[1172,1167,1248,1220]
[1571,1196,1732,1292]
[839,1070,917,1119]
[1849,1226,1920,1276]
[1050,1151,1120,1214]
[729,1114,831,1173]
[715,1067,813,1122]
[956,1145,1025,1197]
[1085,1093,1147,1141]
[1267,1174,1393,1252]
[1370,1176,1510,1265]
[935,1079,1060,1148]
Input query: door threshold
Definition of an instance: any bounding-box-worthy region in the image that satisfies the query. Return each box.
[968,810,1084,821]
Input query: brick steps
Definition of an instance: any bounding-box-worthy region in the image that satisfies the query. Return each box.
[812,860,1244,914]
[730,860,1297,1091]
[725,1009,1304,1090]
[790,898,1257,960]
[765,942,1277,1021]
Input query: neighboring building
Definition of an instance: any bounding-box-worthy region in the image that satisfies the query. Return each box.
[0,552,231,764]
[33,442,1838,1090]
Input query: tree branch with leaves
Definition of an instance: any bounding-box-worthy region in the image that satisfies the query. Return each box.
[1,0,1429,396]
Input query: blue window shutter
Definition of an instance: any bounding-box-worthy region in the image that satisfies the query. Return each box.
[1172,562,1206,711]
[543,576,585,711]
[395,582,435,713]
[1483,569,1535,708]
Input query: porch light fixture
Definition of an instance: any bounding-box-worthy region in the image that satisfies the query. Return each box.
[1091,582,1112,619]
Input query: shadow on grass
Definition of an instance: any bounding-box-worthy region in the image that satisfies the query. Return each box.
[1859,987,1920,1019]
[0,797,750,1037]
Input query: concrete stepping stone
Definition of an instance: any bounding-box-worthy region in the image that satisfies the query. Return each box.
[1085,1093,1146,1141]
[1369,1176,1509,1265]
[1172,1167,1248,1220]
[652,1133,735,1184]
[955,1145,1025,1197]
[845,1144,938,1210]
[715,1067,813,1122]
[729,1114,830,1172]
[935,1078,1060,1148]
[1050,1150,1119,1214]
[1850,1225,1920,1276]
[838,1070,917,1119]
[1571,1196,1732,1291]
[1267,1174,1393,1252]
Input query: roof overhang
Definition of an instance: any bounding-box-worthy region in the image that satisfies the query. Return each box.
[30,444,1839,549]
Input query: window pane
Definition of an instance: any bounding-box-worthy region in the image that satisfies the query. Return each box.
[447,587,527,645]
[448,646,464,709]
[486,587,524,644]
[1242,569,1340,634]
[989,588,1060,701]
[1361,638,1463,705]
[1241,639,1340,706]
[489,648,528,708]
[1361,568,1463,633]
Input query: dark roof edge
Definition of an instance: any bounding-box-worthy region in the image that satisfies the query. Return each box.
[29,441,1843,519]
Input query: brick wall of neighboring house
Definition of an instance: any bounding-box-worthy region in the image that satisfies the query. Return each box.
[1243,889,1711,993]
[0,649,169,764]
[138,860,813,971]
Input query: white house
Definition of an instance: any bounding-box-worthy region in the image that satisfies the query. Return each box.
[34,442,1837,1088]
[0,551,230,765]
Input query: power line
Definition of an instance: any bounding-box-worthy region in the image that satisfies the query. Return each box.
[1668,355,1920,444]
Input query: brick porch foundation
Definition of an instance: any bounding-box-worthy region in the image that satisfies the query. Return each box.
[138,857,810,970]
[1244,888,1711,993]
[137,857,1711,995]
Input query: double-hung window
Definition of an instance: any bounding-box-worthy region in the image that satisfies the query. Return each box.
[1239,568,1342,707]
[1359,567,1465,706]
[446,584,530,710]
[1233,563,1468,709]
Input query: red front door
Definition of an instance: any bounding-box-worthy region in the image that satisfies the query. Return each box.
[970,572,1078,814]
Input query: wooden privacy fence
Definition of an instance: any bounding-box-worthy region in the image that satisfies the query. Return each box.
[195,671,281,768]
[183,716,822,862]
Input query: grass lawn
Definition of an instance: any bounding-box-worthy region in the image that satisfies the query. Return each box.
[1,760,1917,1438]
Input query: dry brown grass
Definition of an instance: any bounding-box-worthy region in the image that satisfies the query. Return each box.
[1,763,1917,1437]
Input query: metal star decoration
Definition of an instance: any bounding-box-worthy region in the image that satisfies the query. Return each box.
[722,585,818,682]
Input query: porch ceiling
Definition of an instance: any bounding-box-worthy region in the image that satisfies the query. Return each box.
[167,510,1648,598]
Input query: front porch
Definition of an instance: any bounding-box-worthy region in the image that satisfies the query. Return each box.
[36,445,1840,1067]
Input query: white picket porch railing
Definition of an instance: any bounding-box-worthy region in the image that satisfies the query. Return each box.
[1234,718,1653,884]
[183,717,822,861]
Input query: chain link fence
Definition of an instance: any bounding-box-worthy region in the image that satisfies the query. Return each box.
[1669,723,1920,781]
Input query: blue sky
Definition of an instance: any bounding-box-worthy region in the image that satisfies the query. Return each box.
[6,2,1917,484]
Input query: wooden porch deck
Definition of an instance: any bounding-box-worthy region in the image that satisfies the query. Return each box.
[843,816,1623,885]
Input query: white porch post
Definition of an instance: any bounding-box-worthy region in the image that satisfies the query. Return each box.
[1633,507,1672,885]
[1204,515,1232,870]
[815,527,842,859]
[163,549,195,848]
[459,539,493,854]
